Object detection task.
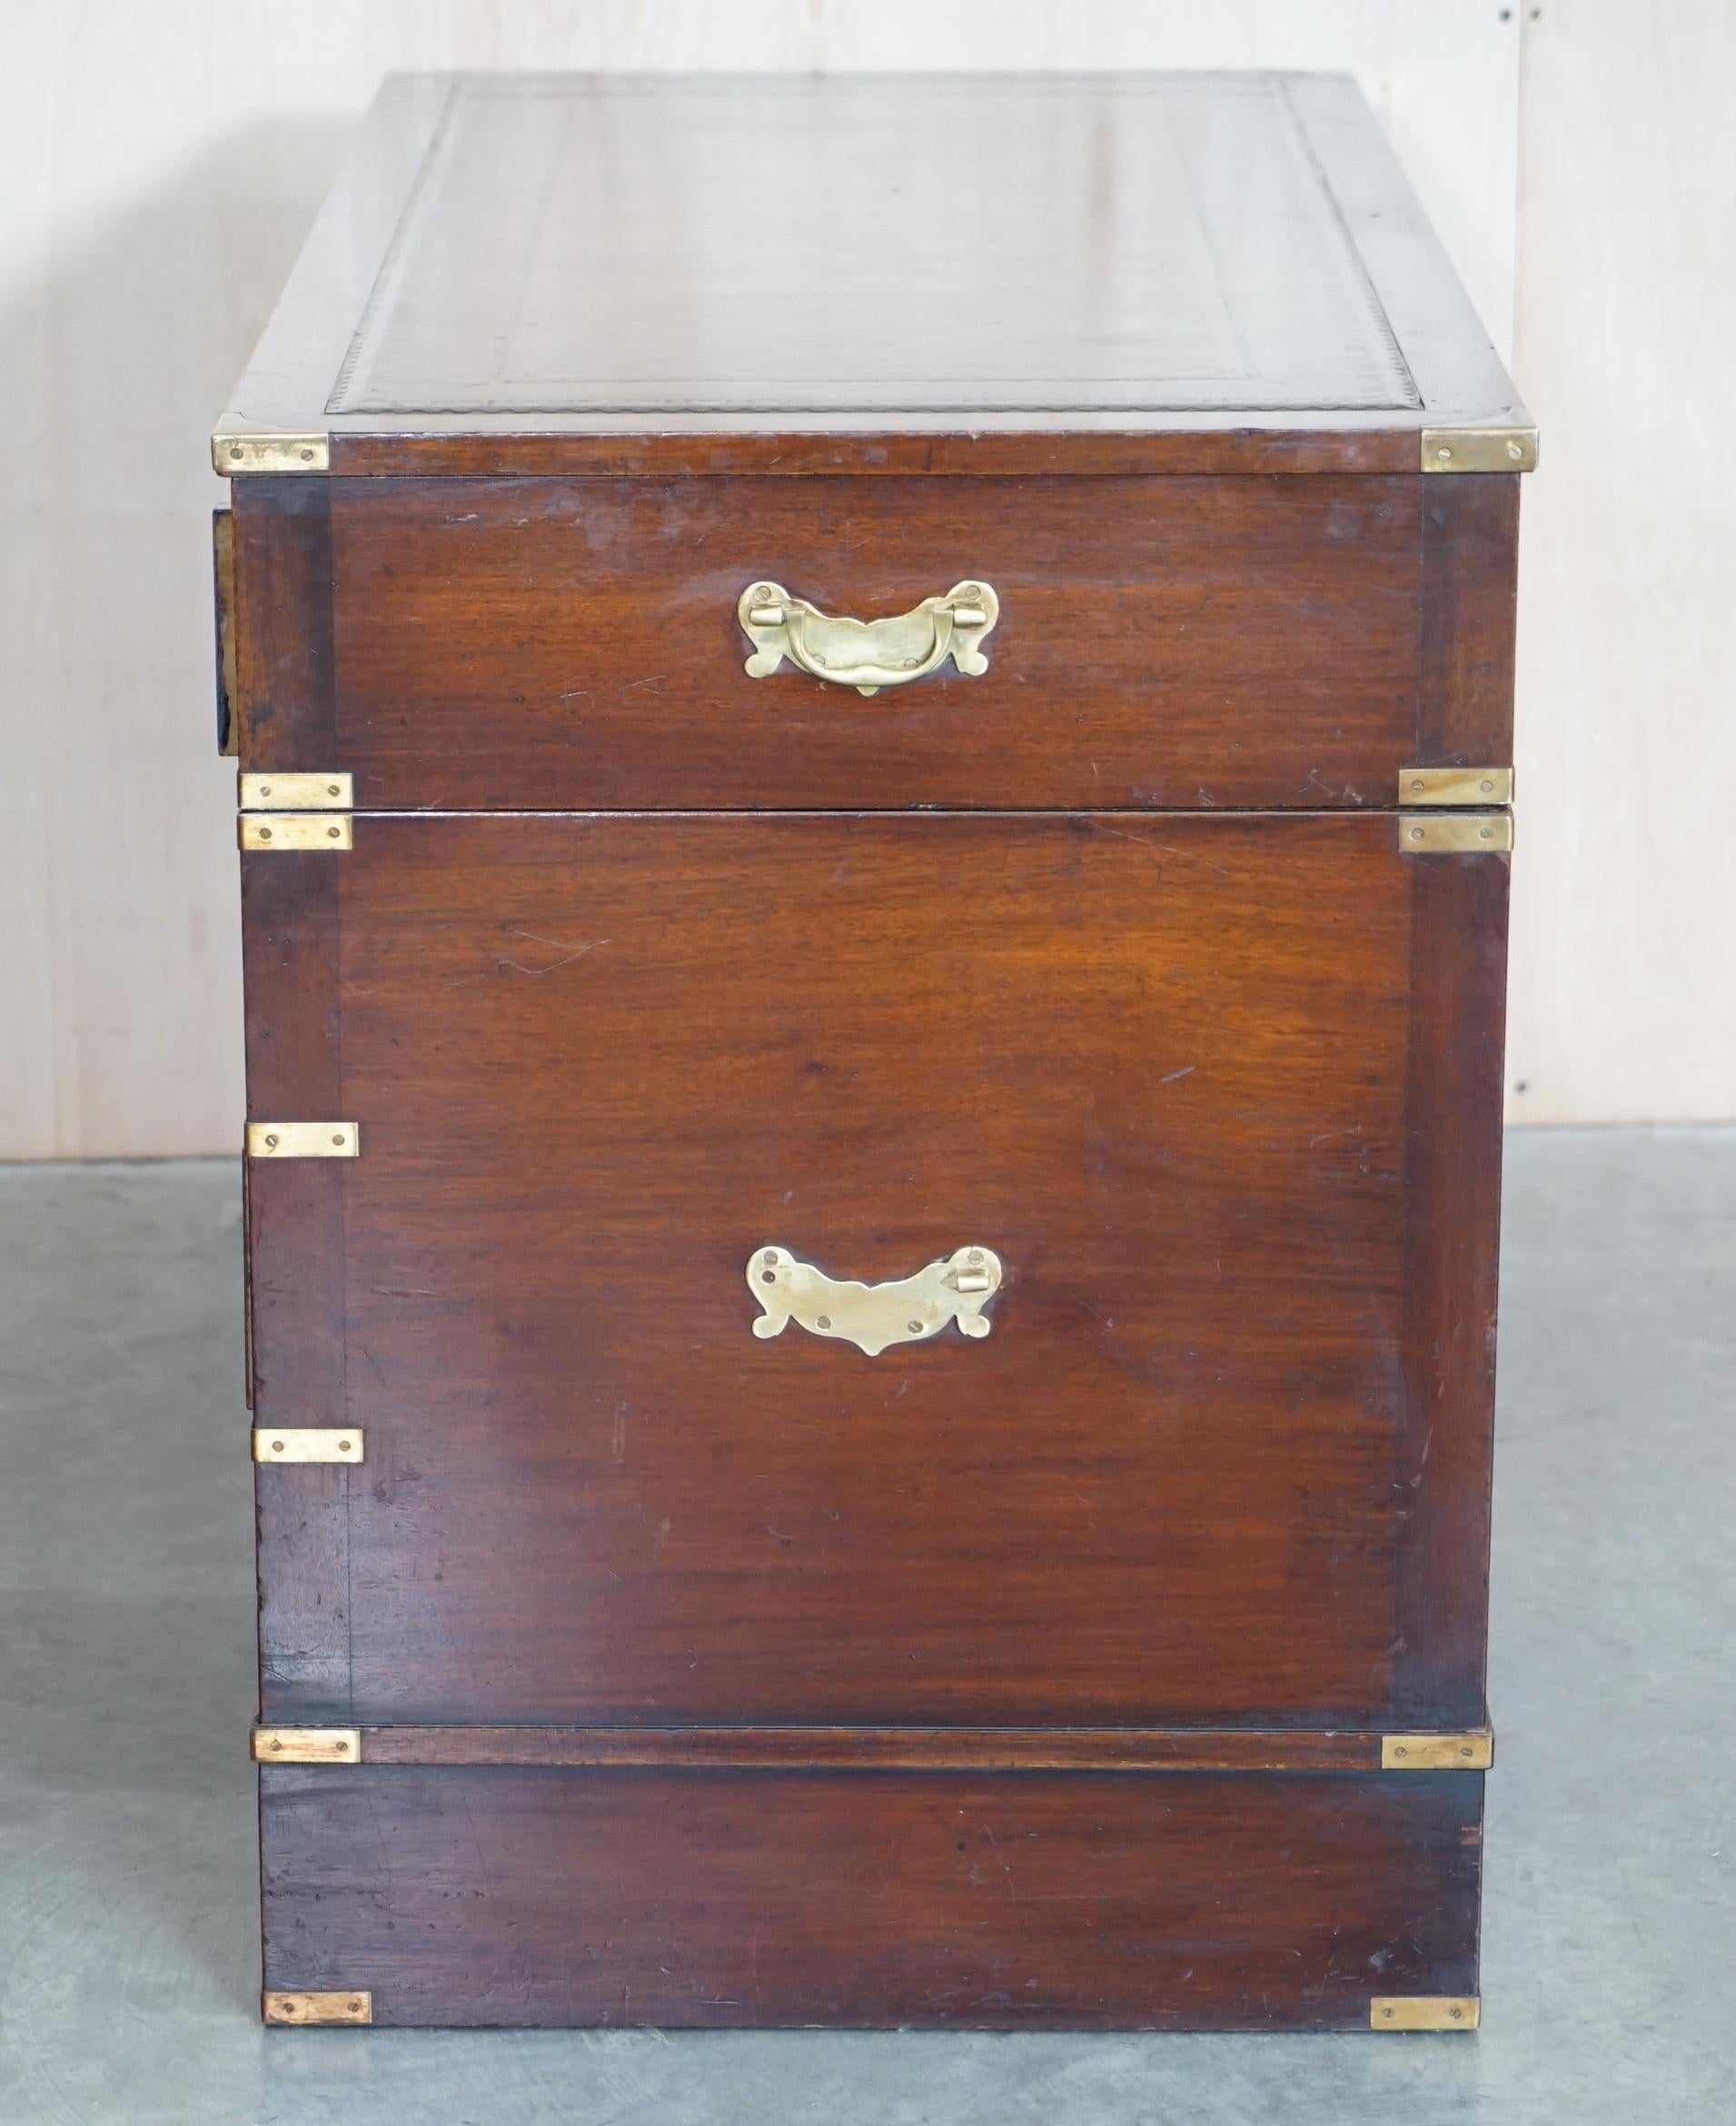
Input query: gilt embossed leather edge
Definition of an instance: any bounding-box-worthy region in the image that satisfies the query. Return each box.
[215,70,1526,2030]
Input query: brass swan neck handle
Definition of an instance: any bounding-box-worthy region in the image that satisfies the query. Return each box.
[748,1246,1004,1356]
[738,581,999,696]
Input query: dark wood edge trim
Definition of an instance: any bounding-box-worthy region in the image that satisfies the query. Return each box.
[242,489,352,1721]
[325,429,1423,478]
[1392,847,1508,1726]
[1418,474,1520,768]
[350,1725,1490,1772]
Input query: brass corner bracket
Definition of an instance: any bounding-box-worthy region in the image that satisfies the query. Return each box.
[245,1122,360,1159]
[264,1991,372,2026]
[1398,814,1513,855]
[1421,425,1537,473]
[1398,768,1513,807]
[1372,1996,1481,2031]
[1382,1731,1494,1770]
[253,1727,362,1764]
[240,815,352,851]
[213,432,330,475]
[240,771,352,810]
[253,1428,365,1465]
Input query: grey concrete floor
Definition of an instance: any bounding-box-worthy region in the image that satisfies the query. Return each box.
[0,1131,1731,2124]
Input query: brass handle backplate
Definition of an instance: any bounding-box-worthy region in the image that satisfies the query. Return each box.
[738,580,999,696]
[748,1246,1003,1356]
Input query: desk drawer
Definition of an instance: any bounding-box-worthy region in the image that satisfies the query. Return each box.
[233,473,1514,811]
[243,810,1504,1731]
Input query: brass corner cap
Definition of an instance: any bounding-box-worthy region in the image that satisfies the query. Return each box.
[240,814,353,852]
[213,431,330,474]
[1421,424,1538,473]
[1372,1995,1480,2032]
[253,1427,365,1465]
[240,771,352,811]
[264,1990,372,2026]
[1398,767,1513,808]
[1397,814,1513,856]
[253,1726,362,1764]
[1382,1730,1494,1770]
[245,1121,360,1159]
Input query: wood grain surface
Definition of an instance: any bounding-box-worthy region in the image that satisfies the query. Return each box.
[242,810,1507,1732]
[352,1724,1472,1771]
[259,1764,1483,2027]
[225,471,1498,812]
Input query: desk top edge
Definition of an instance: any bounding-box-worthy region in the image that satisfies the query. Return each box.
[213,71,1532,478]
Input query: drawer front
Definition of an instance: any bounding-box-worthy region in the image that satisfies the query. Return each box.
[261,1764,1482,2029]
[233,474,1515,810]
[244,811,1504,1730]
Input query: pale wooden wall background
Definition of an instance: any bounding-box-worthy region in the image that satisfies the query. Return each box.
[0,1,1724,1156]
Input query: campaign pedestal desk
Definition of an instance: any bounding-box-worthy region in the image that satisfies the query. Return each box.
[213,72,1529,2032]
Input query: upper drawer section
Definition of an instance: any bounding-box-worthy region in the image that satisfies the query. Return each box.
[233,473,1515,810]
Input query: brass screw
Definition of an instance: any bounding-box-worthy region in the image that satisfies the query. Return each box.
[967,1249,984,1264]
[229,444,243,460]
[263,1133,279,1148]
[1380,2005,1394,2020]
[270,1440,284,1454]
[326,825,341,839]
[1479,826,1493,840]
[347,1999,362,2013]
[332,1132,346,1147]
[1410,778,1425,792]
[257,825,273,841]
[259,783,273,797]
[333,1740,349,1753]
[1393,1745,1408,1758]
[1408,826,1424,842]
[300,448,314,462]
[1449,2005,1464,2020]
[339,1440,352,1454]
[1462,1745,1473,1758]
[816,1315,831,1330]
[268,1738,283,1752]
[908,1320,923,1335]
[1480,779,1494,792]
[327,783,341,797]
[1506,440,1523,462]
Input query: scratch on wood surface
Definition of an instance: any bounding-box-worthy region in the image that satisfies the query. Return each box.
[492,933,610,976]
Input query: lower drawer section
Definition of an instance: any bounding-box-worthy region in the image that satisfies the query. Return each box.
[261,1765,1482,2030]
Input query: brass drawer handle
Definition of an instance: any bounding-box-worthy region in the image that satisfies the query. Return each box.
[748,1246,1003,1356]
[739,580,999,696]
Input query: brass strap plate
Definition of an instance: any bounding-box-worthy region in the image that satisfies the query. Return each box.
[263,1991,372,2025]
[1398,767,1513,806]
[241,814,352,851]
[253,1428,365,1465]
[1398,813,1513,854]
[739,579,998,695]
[239,771,352,810]
[1421,424,1537,472]
[749,1245,1003,1356]
[253,1727,361,1764]
[246,1122,360,1159]
[1372,1996,1481,2031]
[1382,1731,1493,1770]
[214,432,330,474]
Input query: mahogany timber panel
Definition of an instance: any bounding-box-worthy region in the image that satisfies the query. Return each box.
[309,474,1424,811]
[237,810,1505,1728]
[259,1764,1483,2029]
[353,1724,1458,1772]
